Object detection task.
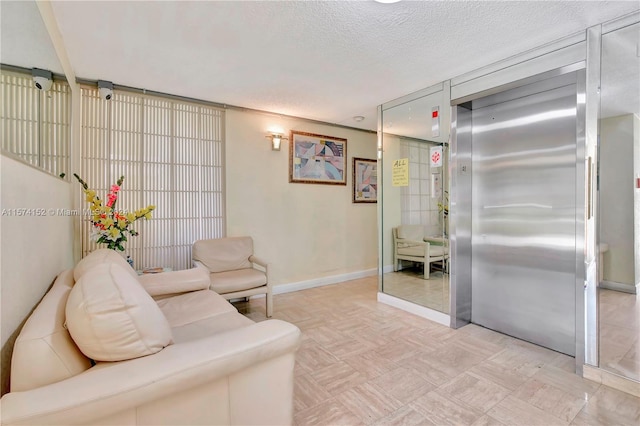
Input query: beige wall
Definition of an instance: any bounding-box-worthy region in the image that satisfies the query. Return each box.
[600,114,637,288]
[380,133,403,270]
[225,110,378,286]
[1,155,74,393]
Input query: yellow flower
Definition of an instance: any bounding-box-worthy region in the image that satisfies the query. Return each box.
[144,212,152,220]
[109,228,121,239]
[117,219,127,229]
[126,213,136,222]
[101,218,114,228]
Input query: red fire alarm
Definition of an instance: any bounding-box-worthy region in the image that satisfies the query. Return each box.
[432,110,439,118]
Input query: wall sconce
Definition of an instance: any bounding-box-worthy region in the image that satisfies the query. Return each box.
[266,133,288,151]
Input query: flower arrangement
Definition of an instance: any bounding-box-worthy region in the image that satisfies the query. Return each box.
[438,191,449,217]
[74,174,155,251]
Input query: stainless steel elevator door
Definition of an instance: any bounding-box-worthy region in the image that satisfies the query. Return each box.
[471,82,577,356]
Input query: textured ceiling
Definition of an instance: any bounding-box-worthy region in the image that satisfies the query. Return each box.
[29,1,640,130]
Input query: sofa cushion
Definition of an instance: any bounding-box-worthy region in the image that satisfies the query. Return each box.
[193,237,253,273]
[170,311,255,344]
[156,289,237,328]
[10,269,92,392]
[397,225,425,242]
[73,248,137,282]
[66,262,173,362]
[210,268,267,294]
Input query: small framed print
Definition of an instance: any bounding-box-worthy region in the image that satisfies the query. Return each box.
[352,157,377,203]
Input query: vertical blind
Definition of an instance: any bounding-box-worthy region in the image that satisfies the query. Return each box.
[80,87,225,270]
[1,70,71,177]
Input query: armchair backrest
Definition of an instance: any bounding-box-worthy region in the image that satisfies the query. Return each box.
[193,237,254,273]
[396,225,424,242]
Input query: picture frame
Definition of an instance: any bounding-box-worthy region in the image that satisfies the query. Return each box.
[289,131,347,185]
[352,157,377,203]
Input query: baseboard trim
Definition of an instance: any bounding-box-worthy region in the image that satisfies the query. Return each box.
[383,264,394,274]
[377,292,450,326]
[583,364,640,397]
[271,268,378,295]
[600,280,638,294]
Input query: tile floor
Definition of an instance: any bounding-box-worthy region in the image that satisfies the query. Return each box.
[382,268,450,314]
[233,276,640,426]
[599,289,640,382]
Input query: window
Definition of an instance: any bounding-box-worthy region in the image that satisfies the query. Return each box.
[1,69,71,177]
[79,87,225,270]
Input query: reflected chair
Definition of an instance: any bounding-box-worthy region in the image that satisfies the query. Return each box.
[192,237,272,317]
[393,225,449,279]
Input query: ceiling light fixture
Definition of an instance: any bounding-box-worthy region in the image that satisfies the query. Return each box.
[374,0,402,3]
[353,116,365,122]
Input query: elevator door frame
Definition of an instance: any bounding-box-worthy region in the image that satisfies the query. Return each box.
[450,65,588,372]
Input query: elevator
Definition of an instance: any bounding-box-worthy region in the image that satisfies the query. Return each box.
[452,70,584,356]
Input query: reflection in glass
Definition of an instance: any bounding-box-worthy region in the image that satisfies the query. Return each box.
[598,22,640,382]
[380,94,449,314]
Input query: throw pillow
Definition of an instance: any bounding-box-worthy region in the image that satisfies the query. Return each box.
[66,262,173,362]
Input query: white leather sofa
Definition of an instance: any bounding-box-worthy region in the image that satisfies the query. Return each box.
[0,249,301,425]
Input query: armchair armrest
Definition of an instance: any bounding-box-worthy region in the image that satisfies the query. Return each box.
[424,236,448,245]
[249,255,268,269]
[0,320,301,425]
[137,267,210,297]
[396,239,428,248]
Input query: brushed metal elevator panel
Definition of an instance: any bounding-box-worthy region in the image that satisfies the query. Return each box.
[471,82,577,356]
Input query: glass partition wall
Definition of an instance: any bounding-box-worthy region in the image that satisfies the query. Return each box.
[597,20,640,383]
[379,85,451,316]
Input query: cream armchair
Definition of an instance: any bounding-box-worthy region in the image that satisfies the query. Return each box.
[393,225,449,279]
[193,237,273,317]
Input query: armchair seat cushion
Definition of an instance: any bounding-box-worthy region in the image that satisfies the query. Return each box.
[156,290,237,328]
[210,268,267,294]
[397,245,447,258]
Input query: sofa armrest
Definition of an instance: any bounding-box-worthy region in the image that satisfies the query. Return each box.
[1,320,301,425]
[137,267,211,297]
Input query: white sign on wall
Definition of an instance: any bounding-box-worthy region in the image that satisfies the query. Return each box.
[430,146,442,167]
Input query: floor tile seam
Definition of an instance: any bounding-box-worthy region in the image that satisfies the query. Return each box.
[486,399,571,426]
[436,378,512,417]
[292,396,360,425]
[511,391,588,424]
[334,382,407,424]
[449,339,506,361]
[407,388,486,425]
[506,378,589,425]
[293,375,338,413]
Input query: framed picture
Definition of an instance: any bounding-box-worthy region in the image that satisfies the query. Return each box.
[289,131,347,185]
[353,157,377,203]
